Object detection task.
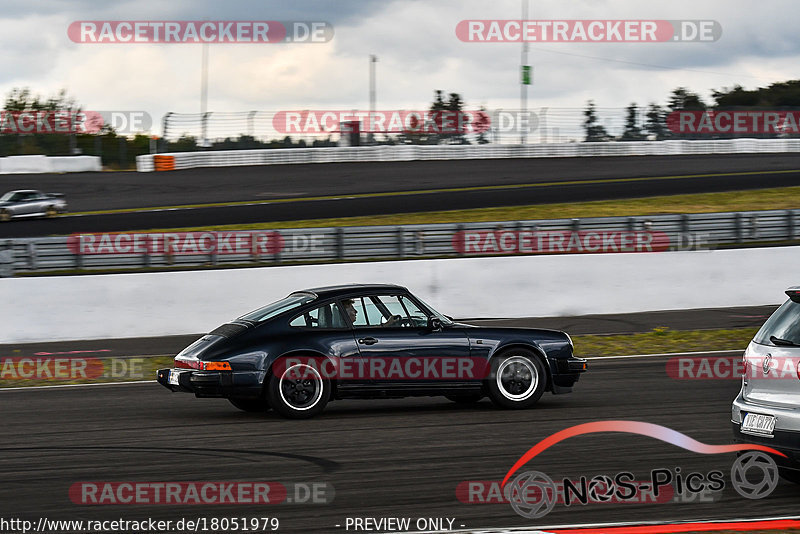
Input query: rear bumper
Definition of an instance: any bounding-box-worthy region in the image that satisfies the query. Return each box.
[156,368,262,398]
[732,391,800,471]
[732,422,800,471]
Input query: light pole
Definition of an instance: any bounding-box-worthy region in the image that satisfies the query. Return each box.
[520,0,530,144]
[201,42,209,147]
[369,55,377,145]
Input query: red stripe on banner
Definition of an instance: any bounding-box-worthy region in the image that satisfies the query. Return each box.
[552,518,800,534]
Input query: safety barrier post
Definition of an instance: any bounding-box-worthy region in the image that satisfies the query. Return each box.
[0,240,13,277]
[27,242,37,270]
[397,227,405,258]
[336,228,345,259]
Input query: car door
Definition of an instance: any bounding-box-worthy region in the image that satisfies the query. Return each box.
[286,300,372,390]
[348,293,472,390]
[14,192,39,215]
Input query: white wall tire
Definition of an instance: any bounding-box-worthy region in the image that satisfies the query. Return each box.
[487,350,546,409]
[267,360,329,419]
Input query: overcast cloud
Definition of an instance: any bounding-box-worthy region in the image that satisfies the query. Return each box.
[1,0,798,136]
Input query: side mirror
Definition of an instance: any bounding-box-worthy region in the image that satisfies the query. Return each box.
[428,317,443,331]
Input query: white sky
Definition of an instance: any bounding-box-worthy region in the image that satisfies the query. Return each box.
[1,0,797,136]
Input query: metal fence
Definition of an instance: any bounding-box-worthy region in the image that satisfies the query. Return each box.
[2,209,797,276]
[136,139,800,172]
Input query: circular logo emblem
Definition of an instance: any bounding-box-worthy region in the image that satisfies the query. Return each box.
[731,451,779,500]
[587,475,616,502]
[763,354,773,374]
[505,470,558,519]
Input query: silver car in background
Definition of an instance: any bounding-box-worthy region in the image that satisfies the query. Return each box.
[732,286,800,483]
[0,190,67,221]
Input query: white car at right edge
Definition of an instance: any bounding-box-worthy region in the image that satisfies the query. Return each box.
[732,286,800,484]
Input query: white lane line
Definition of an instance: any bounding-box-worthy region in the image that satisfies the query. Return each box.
[0,380,154,391]
[396,514,800,534]
[587,349,744,360]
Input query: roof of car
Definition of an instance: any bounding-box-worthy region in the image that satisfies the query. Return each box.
[295,284,408,299]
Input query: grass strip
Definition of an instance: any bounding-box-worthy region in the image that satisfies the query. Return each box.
[117,186,800,234]
[574,327,757,358]
[0,355,173,388]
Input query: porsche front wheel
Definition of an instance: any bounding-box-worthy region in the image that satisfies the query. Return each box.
[487,350,546,409]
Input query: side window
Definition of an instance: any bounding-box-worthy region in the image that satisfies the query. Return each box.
[289,302,347,329]
[399,296,429,327]
[361,297,384,326]
[342,296,394,327]
[379,296,407,318]
[362,294,430,327]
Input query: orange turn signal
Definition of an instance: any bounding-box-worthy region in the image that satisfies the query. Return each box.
[202,361,232,371]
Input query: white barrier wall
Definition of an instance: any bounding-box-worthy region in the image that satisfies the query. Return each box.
[1,246,796,343]
[0,155,101,174]
[137,139,800,172]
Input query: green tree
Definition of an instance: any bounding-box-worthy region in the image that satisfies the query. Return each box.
[643,103,668,140]
[620,103,644,141]
[667,87,706,112]
[583,100,610,142]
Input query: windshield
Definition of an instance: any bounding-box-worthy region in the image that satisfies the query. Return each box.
[238,293,316,322]
[0,192,18,202]
[753,299,800,346]
[416,297,454,325]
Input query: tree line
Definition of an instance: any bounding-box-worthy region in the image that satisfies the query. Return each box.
[584,80,800,142]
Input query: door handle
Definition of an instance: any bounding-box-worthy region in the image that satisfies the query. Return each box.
[358,337,379,345]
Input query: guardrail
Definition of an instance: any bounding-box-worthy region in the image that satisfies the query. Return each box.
[136,139,800,172]
[0,155,101,174]
[2,209,797,276]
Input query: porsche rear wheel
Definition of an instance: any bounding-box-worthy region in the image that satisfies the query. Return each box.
[487,350,546,409]
[267,360,329,419]
[45,205,58,218]
[228,397,270,412]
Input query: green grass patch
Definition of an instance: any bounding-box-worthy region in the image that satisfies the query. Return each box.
[0,355,173,388]
[119,185,800,234]
[574,327,758,358]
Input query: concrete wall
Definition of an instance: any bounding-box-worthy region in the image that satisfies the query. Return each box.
[2,246,796,343]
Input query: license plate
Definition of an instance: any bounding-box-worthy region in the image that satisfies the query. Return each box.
[168,370,182,386]
[742,412,776,436]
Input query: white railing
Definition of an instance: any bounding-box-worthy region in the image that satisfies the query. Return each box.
[136,139,800,172]
[0,155,102,174]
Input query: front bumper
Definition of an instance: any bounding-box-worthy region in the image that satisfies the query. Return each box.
[156,368,262,398]
[550,356,588,394]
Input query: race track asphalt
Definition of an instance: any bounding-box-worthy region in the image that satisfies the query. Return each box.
[1,307,796,533]
[3,356,798,533]
[2,154,800,237]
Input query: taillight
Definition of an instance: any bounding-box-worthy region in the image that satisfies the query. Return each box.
[173,358,231,371]
[202,361,232,371]
[797,360,800,381]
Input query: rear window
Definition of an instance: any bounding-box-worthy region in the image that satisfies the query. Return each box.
[753,300,800,346]
[238,293,316,322]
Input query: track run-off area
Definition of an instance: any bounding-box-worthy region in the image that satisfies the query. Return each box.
[1,308,797,533]
[2,154,800,237]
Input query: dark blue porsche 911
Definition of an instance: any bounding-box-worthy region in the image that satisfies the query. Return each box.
[157,284,587,418]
